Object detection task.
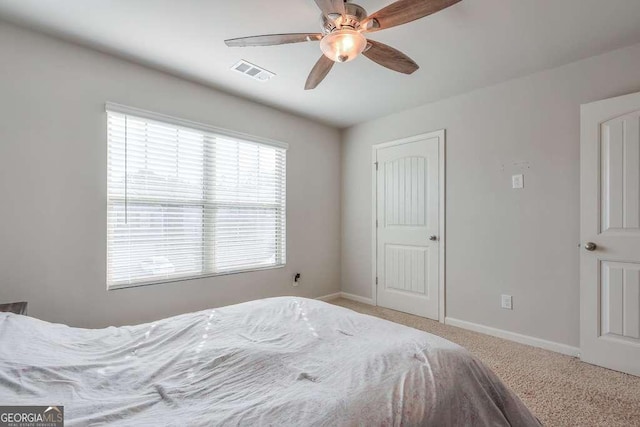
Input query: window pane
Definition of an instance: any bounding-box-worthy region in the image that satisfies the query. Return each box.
[108,115,205,203]
[211,207,282,272]
[212,138,281,205]
[108,203,204,285]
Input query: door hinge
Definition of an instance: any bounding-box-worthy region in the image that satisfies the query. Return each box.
[375,277,378,285]
[376,219,378,228]
[374,161,378,171]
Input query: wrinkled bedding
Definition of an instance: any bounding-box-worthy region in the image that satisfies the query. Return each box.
[0,297,540,426]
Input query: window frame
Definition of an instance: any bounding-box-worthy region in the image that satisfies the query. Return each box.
[105,103,288,290]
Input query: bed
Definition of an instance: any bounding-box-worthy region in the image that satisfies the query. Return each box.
[0,297,539,426]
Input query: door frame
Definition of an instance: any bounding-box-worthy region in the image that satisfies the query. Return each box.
[371,130,446,323]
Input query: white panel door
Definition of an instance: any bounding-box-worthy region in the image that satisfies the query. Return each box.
[375,133,441,319]
[581,91,640,376]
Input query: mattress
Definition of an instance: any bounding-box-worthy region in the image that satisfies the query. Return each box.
[0,297,540,426]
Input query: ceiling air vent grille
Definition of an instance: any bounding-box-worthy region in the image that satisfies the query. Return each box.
[231,60,275,82]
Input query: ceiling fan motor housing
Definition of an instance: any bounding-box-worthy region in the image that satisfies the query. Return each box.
[321,3,368,34]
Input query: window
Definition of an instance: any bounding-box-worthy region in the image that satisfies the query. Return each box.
[106,104,287,289]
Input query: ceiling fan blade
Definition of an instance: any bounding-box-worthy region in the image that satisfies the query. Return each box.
[362,0,461,32]
[313,0,345,17]
[363,40,419,74]
[225,33,322,47]
[305,55,335,90]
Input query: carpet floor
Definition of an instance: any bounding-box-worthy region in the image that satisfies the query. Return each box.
[330,298,640,426]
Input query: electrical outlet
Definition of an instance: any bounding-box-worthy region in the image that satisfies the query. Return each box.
[512,174,524,189]
[501,295,513,310]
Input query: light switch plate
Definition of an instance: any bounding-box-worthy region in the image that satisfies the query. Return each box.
[501,294,513,310]
[512,174,524,189]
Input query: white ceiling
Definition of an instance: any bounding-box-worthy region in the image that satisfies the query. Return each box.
[1,0,640,128]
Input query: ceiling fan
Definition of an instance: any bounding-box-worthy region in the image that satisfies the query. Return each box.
[224,0,462,90]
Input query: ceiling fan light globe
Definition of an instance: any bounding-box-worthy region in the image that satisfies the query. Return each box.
[320,29,367,63]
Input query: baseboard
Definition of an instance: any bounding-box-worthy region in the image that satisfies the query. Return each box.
[339,292,374,305]
[316,292,342,302]
[445,317,580,357]
[316,292,375,305]
[318,296,578,356]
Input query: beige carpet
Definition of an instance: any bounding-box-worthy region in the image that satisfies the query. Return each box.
[330,298,640,426]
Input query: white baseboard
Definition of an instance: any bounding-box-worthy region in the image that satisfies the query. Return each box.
[339,292,374,305]
[445,317,580,357]
[316,292,342,302]
[317,295,578,357]
[316,292,375,305]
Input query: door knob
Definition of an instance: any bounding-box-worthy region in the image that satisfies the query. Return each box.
[429,235,438,241]
[584,242,597,251]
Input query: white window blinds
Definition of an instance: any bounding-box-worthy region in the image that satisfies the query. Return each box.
[107,107,287,289]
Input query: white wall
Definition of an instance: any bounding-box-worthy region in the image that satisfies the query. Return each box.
[342,42,640,347]
[0,22,341,328]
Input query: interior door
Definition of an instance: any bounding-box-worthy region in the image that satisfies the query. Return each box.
[375,132,441,320]
[581,91,640,376]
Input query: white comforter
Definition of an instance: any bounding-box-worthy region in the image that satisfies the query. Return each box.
[0,297,539,426]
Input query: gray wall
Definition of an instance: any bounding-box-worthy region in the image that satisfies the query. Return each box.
[341,42,640,347]
[4,20,640,348]
[0,23,342,328]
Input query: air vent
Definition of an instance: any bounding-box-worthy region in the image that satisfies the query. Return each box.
[231,60,275,82]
